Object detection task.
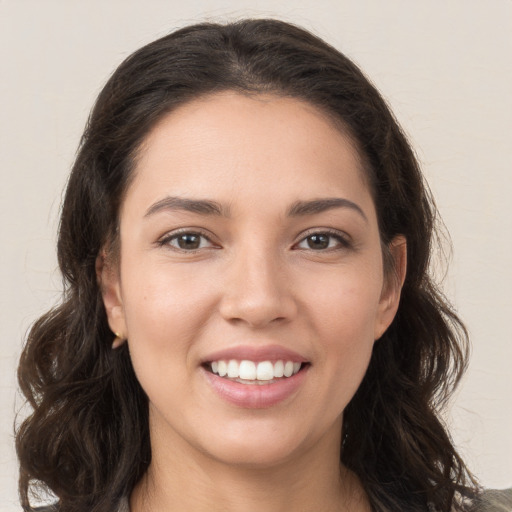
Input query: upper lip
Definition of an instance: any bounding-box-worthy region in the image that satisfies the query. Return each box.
[202,344,309,364]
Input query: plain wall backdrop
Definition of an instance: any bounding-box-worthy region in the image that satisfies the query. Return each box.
[1,0,511,507]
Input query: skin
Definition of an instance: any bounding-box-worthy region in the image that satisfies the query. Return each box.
[99,91,406,512]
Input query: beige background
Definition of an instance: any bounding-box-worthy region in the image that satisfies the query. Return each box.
[1,0,511,507]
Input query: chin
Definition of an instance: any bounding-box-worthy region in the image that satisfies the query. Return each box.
[193,416,324,469]
[206,438,305,469]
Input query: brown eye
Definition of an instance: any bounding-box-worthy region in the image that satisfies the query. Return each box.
[296,231,349,251]
[176,233,202,250]
[306,234,330,250]
[160,231,214,251]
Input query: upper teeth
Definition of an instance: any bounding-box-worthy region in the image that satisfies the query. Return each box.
[210,360,301,380]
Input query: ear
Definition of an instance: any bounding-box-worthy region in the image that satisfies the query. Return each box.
[374,235,407,340]
[96,248,127,342]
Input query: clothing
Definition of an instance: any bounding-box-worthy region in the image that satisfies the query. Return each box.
[114,490,512,511]
[34,488,512,511]
[117,497,129,512]
[470,489,512,512]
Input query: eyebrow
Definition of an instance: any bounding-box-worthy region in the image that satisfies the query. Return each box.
[144,196,230,217]
[144,195,367,222]
[287,198,368,222]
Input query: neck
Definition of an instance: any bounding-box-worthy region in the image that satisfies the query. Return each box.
[130,417,369,512]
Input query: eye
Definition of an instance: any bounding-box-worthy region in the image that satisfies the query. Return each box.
[159,230,216,251]
[295,231,350,251]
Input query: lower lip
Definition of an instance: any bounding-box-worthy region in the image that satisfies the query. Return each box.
[202,366,308,409]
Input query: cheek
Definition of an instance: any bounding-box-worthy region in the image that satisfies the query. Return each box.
[119,256,219,371]
[306,261,383,338]
[320,291,378,374]
[304,265,382,393]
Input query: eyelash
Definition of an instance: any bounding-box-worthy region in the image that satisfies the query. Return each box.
[294,229,351,251]
[157,228,351,253]
[157,229,217,252]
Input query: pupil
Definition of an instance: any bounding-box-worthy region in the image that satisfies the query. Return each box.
[178,234,200,249]
[308,234,329,249]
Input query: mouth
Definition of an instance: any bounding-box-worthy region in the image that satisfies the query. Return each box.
[200,345,310,407]
[203,359,309,385]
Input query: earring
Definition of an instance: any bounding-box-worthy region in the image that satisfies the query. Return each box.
[112,332,125,349]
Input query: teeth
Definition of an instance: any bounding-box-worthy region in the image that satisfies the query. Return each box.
[239,360,256,380]
[227,360,239,378]
[256,361,274,381]
[284,361,294,377]
[274,360,284,378]
[217,360,227,377]
[209,359,303,381]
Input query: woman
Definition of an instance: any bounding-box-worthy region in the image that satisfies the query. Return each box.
[15,18,511,512]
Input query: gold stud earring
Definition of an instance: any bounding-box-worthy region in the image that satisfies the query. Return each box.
[112,332,125,349]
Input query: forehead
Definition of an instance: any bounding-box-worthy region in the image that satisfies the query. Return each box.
[126,91,374,216]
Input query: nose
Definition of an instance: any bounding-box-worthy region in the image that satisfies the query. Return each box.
[219,246,298,329]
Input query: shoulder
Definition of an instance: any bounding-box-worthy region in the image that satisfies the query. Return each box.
[467,489,512,512]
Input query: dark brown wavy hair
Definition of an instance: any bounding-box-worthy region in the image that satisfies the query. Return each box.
[16,18,478,512]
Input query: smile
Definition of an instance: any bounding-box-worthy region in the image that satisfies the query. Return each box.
[201,345,310,407]
[209,359,302,383]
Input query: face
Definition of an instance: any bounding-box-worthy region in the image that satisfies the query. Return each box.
[101,91,404,469]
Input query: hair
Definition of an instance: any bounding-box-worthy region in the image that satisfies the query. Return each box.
[16,18,478,512]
